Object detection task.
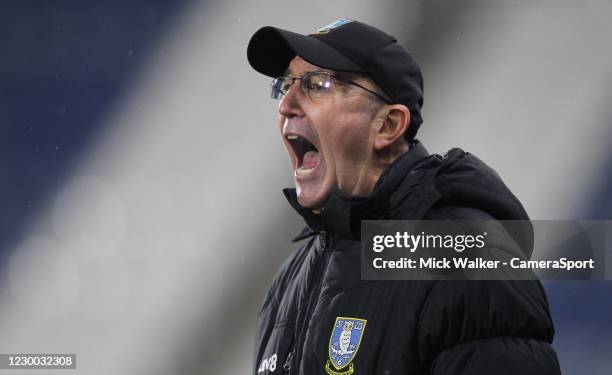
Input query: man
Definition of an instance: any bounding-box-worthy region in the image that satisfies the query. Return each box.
[247,19,560,375]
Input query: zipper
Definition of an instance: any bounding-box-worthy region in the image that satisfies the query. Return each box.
[283,350,293,373]
[290,230,332,373]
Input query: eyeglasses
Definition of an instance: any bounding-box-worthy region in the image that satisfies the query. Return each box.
[270,71,391,104]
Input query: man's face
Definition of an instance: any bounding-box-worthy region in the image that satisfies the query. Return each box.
[278,56,381,209]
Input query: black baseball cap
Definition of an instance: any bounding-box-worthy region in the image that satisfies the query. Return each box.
[247,19,424,140]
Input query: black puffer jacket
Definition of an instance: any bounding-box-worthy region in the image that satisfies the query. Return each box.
[254,142,560,375]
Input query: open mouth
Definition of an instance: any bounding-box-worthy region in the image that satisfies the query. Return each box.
[286,134,321,176]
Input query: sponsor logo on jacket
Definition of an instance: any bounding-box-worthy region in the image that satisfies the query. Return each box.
[258,353,277,373]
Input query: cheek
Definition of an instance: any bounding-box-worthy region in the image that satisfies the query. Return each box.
[314,106,373,167]
[331,123,372,163]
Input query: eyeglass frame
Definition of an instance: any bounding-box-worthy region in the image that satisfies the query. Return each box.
[270,70,392,104]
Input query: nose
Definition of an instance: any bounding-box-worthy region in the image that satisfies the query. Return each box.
[278,79,306,119]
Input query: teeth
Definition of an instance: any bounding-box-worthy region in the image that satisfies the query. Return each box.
[287,135,298,140]
[296,166,315,176]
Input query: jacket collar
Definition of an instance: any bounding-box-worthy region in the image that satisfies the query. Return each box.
[284,141,429,240]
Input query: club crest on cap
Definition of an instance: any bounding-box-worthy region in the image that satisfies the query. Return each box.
[325,316,366,375]
[313,18,353,35]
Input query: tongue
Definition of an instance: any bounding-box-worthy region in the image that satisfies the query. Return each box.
[302,150,320,169]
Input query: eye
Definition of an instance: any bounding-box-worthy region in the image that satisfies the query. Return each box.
[280,78,293,93]
[305,74,332,93]
[271,77,294,99]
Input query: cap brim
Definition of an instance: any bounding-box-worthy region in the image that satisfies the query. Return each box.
[247,26,365,78]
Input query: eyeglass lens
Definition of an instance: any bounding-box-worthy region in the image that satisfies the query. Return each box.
[270,73,334,100]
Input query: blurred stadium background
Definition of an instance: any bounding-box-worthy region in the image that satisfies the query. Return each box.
[0,0,611,373]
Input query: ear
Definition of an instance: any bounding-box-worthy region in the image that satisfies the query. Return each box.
[373,104,410,151]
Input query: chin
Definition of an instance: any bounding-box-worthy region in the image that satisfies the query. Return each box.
[295,184,332,209]
[296,192,326,209]
[293,165,335,209]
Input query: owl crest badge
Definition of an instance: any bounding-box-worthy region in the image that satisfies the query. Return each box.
[325,317,367,375]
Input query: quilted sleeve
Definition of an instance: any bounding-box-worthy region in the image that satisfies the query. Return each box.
[417,280,561,375]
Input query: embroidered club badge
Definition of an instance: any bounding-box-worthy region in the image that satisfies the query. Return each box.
[313,18,354,35]
[325,317,367,375]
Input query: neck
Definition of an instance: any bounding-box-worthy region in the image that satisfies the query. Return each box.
[351,142,410,197]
